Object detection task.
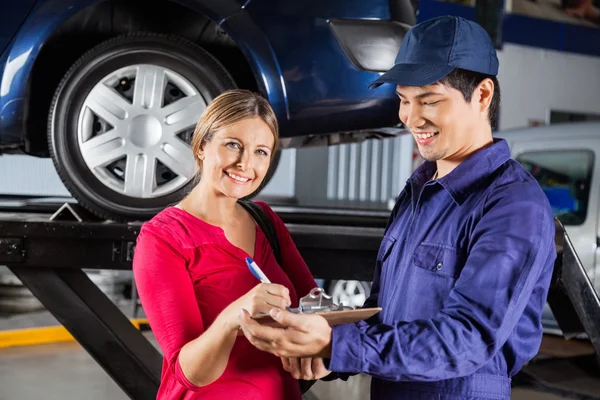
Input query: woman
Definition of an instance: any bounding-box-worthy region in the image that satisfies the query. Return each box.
[133,89,318,399]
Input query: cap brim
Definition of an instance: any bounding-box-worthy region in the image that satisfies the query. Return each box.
[368,63,456,89]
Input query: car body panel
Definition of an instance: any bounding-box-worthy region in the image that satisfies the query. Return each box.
[0,0,247,146]
[0,0,414,149]
[0,0,37,54]
[239,0,401,136]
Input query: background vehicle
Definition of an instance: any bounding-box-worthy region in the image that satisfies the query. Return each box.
[497,122,600,334]
[0,0,417,221]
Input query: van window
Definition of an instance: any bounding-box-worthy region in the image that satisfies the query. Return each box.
[517,150,594,226]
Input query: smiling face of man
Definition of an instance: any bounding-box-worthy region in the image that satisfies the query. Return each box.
[397,78,493,164]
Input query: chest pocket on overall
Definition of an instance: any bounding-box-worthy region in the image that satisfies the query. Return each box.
[408,242,465,320]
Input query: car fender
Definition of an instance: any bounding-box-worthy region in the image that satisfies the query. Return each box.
[0,0,250,145]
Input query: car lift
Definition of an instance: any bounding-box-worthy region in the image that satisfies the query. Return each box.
[0,203,599,400]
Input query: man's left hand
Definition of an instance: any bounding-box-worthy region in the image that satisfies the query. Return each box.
[238,308,333,358]
[282,357,332,380]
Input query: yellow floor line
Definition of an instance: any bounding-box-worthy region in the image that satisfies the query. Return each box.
[0,319,149,349]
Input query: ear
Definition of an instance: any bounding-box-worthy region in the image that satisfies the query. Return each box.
[475,78,494,114]
[197,149,205,161]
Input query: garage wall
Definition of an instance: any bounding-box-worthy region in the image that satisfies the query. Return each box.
[0,151,296,198]
[0,155,69,197]
[326,135,414,205]
[260,149,296,198]
[294,135,415,209]
[497,43,600,130]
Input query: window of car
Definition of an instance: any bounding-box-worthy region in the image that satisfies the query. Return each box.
[517,150,594,226]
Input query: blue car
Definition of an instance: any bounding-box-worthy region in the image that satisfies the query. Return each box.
[0,0,416,220]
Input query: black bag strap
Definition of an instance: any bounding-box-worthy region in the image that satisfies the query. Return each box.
[238,199,316,395]
[237,199,282,265]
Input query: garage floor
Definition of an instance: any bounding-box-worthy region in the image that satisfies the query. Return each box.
[0,337,573,400]
[2,327,599,400]
[1,299,600,400]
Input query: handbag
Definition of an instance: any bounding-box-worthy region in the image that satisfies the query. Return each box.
[237,199,317,395]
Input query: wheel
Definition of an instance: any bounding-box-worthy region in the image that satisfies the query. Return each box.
[327,280,372,308]
[48,32,238,221]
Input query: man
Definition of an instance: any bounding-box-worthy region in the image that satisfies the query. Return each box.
[238,15,557,400]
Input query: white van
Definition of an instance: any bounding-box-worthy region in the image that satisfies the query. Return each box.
[496,122,600,333]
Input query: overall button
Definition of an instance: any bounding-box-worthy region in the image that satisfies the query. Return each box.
[436,262,443,271]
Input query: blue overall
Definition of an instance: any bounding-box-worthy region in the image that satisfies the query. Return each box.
[327,139,557,399]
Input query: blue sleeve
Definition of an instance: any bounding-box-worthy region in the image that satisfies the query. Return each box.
[327,182,556,381]
[321,234,387,382]
[320,194,403,381]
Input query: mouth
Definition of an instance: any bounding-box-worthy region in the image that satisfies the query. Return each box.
[224,171,253,184]
[413,131,439,146]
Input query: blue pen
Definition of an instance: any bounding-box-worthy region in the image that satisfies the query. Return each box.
[245,257,271,283]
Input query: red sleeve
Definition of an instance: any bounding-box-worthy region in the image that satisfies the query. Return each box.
[132,222,203,388]
[255,201,317,298]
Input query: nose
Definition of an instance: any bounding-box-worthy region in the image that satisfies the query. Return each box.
[399,104,426,130]
[236,148,250,171]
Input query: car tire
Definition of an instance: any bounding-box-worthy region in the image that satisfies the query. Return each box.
[48,32,240,221]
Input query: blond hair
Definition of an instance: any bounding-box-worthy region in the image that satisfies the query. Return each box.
[191,89,279,174]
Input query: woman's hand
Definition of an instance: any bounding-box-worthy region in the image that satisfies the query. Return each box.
[281,357,332,380]
[219,283,291,332]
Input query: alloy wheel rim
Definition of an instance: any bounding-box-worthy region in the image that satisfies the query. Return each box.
[77,64,205,198]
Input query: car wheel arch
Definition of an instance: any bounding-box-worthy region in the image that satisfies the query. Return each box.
[14,0,286,154]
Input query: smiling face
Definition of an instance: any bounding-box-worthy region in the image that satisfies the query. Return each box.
[197,117,275,199]
[397,81,489,163]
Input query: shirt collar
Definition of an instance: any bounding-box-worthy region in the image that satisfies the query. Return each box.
[409,138,512,206]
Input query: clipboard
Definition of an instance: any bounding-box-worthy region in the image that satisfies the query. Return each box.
[253,307,382,328]
[252,287,382,328]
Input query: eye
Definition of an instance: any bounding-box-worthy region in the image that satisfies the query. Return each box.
[256,149,269,157]
[400,100,410,106]
[226,141,241,149]
[424,101,440,106]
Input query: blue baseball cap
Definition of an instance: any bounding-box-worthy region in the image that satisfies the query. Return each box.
[369,15,499,89]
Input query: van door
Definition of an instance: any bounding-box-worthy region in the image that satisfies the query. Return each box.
[509,138,599,285]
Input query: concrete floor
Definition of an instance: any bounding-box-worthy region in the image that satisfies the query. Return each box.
[1,302,598,400]
[0,332,590,400]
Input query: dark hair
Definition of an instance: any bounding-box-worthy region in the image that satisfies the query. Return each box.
[438,68,501,129]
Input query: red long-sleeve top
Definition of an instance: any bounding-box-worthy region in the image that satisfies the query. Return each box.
[133,201,317,400]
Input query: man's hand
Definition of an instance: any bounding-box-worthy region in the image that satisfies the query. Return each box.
[281,357,332,380]
[238,308,333,358]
